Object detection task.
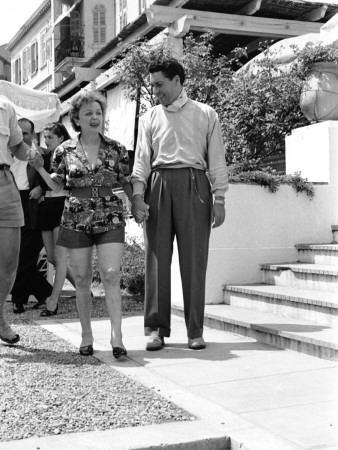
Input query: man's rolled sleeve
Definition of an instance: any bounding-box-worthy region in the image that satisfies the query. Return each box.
[131,117,152,189]
[207,110,228,197]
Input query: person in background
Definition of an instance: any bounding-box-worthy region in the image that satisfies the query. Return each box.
[30,91,133,358]
[37,122,76,317]
[10,118,53,313]
[0,95,43,345]
[131,58,228,351]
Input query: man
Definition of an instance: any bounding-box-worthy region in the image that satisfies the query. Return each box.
[131,58,228,351]
[0,96,43,344]
[10,118,52,313]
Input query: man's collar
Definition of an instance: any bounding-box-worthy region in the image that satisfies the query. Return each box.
[162,88,188,112]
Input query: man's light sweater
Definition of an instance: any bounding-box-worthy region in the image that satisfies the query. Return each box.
[131,89,228,198]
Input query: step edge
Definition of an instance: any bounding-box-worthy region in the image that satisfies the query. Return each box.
[179,305,338,348]
[260,263,338,276]
[223,285,338,309]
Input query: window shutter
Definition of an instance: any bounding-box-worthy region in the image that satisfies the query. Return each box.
[22,49,27,81]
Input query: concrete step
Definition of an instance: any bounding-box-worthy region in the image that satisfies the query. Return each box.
[261,262,338,292]
[296,243,338,265]
[223,284,338,328]
[172,304,338,361]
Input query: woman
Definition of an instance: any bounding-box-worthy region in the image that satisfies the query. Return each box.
[32,91,132,359]
[38,122,76,317]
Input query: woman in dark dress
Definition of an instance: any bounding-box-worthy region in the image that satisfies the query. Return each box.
[38,122,76,317]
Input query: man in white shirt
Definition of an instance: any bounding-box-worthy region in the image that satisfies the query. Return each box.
[0,96,42,345]
[131,59,228,351]
[10,118,52,313]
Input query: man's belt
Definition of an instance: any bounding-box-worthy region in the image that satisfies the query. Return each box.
[0,164,9,170]
[71,186,113,198]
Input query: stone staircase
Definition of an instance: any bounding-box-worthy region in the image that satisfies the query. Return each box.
[174,226,338,361]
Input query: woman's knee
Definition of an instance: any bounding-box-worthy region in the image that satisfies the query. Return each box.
[74,270,92,289]
[100,266,120,286]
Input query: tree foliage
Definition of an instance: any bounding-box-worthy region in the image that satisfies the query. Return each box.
[114,32,338,175]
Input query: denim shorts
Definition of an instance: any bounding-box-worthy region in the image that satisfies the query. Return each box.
[57,226,125,248]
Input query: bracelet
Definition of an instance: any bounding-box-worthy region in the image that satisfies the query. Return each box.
[132,193,144,199]
[214,199,225,205]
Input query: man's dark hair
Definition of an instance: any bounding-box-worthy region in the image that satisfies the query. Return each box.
[149,58,185,85]
[18,118,35,133]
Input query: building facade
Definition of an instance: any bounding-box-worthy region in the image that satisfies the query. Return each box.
[0,44,11,81]
[6,0,338,153]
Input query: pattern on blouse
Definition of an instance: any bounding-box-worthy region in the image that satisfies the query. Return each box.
[52,134,130,234]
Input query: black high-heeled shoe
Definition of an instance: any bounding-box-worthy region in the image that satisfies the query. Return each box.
[40,305,58,317]
[112,347,127,359]
[79,345,94,356]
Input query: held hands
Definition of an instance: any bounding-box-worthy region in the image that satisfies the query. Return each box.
[212,202,226,228]
[27,148,43,169]
[131,195,149,224]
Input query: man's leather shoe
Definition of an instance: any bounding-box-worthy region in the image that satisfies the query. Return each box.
[13,304,25,314]
[188,337,206,350]
[146,332,164,351]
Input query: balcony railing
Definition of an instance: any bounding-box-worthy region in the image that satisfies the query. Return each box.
[55,35,85,68]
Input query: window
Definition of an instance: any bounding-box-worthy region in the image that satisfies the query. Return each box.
[31,41,38,74]
[40,29,47,67]
[119,0,127,31]
[93,5,106,44]
[14,57,21,85]
[70,11,81,36]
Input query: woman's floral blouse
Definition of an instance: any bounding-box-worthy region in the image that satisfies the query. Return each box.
[52,134,130,234]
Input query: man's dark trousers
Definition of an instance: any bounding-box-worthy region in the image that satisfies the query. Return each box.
[144,168,212,339]
[11,190,52,307]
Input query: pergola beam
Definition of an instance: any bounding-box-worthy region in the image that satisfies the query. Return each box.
[146,5,322,38]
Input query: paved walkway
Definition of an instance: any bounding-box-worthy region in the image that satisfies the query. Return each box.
[1,313,337,450]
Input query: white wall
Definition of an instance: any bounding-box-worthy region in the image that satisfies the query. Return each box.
[172,121,338,305]
[106,83,137,150]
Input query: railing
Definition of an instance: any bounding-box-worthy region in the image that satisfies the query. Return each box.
[55,34,85,67]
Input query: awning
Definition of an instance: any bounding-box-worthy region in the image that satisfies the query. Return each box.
[0,80,61,133]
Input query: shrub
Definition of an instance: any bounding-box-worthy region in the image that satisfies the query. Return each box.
[120,237,145,295]
[230,168,315,198]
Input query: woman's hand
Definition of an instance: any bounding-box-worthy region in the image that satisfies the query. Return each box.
[29,186,43,200]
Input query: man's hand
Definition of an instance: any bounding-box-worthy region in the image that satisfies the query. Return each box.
[131,195,149,223]
[27,150,43,169]
[29,186,43,200]
[212,203,226,228]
